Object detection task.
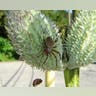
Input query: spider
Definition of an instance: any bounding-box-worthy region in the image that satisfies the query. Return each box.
[33,36,61,67]
[41,36,61,66]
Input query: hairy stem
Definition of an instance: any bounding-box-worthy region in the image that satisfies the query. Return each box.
[45,71,55,87]
[64,68,79,87]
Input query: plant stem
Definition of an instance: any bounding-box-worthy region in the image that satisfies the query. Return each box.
[45,71,55,87]
[63,10,80,87]
[64,68,79,87]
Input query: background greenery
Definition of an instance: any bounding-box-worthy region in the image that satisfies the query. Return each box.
[0,10,19,61]
[0,10,68,61]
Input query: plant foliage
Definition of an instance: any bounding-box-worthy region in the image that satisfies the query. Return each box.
[5,10,63,70]
[0,37,15,61]
[65,10,96,69]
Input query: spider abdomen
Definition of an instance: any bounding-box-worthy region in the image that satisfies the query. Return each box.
[43,37,54,55]
[44,47,52,55]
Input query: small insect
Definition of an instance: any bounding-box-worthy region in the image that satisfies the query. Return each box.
[42,36,61,66]
[32,78,43,87]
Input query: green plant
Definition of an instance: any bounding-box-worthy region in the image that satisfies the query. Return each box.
[5,10,63,70]
[63,10,96,87]
[5,10,63,87]
[65,10,96,69]
[0,37,15,61]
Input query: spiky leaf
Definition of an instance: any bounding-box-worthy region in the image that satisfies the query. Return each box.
[5,10,63,71]
[65,10,96,69]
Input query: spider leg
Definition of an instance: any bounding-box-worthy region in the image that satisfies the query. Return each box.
[52,49,61,59]
[42,55,48,65]
[51,52,58,67]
